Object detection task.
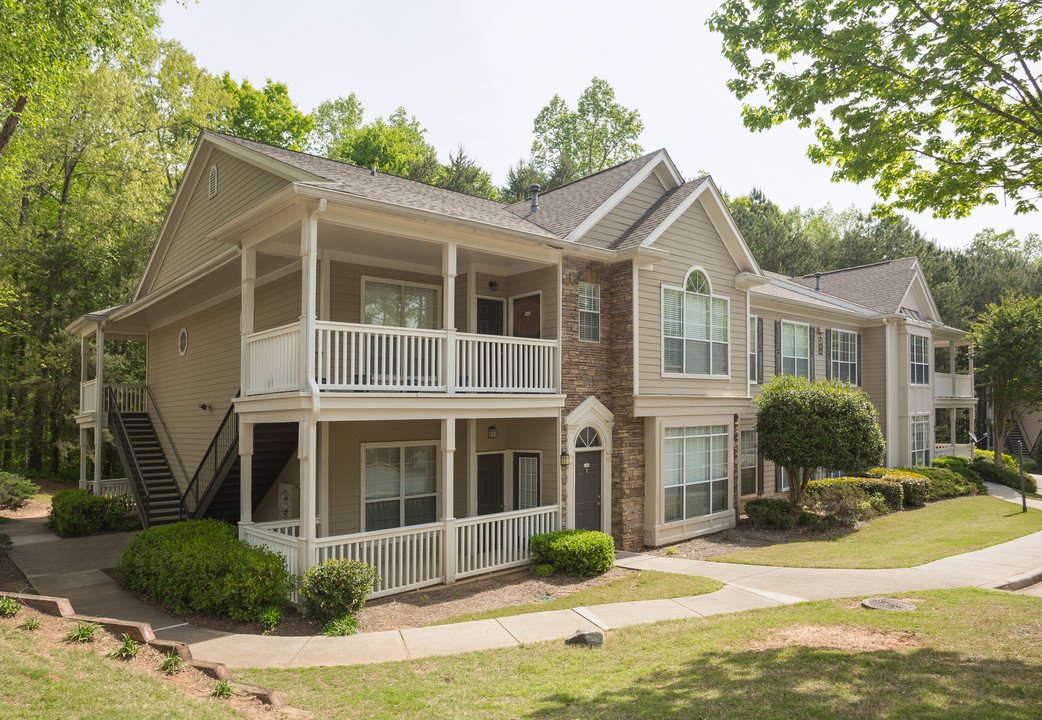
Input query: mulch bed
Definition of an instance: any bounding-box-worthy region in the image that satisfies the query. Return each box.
[641,518,845,561]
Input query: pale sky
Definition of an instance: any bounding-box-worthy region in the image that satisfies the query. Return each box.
[160,0,1038,250]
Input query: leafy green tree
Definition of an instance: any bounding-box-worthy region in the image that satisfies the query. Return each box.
[709,0,1042,217]
[728,189,814,275]
[971,292,1042,464]
[310,94,364,157]
[0,0,162,158]
[531,77,644,182]
[332,107,440,183]
[436,145,499,200]
[214,74,313,150]
[756,376,886,507]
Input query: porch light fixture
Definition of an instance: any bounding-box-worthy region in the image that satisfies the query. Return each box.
[488,281,499,292]
[560,452,570,468]
[487,425,497,439]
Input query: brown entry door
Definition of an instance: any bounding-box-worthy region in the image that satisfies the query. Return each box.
[512,294,541,338]
[574,450,601,531]
[477,453,504,515]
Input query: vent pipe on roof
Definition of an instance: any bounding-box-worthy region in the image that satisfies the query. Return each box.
[815,272,822,291]
[791,265,796,278]
[530,183,540,212]
[371,166,376,176]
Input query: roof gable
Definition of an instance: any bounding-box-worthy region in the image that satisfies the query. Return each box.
[789,257,924,315]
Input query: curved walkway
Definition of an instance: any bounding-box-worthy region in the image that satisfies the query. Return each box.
[6,481,1042,669]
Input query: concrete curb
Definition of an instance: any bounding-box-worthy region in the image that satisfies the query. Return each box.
[987,566,1042,592]
[0,590,294,713]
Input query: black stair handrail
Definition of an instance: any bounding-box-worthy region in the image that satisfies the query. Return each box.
[106,386,150,528]
[180,391,240,519]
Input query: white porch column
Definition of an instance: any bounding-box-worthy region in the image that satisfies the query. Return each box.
[240,246,256,394]
[298,419,318,573]
[239,420,254,528]
[443,243,457,394]
[93,322,105,495]
[299,206,321,390]
[441,418,457,584]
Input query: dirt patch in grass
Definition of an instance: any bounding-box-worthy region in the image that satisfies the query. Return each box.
[0,554,30,594]
[752,624,922,652]
[643,520,847,560]
[0,478,75,521]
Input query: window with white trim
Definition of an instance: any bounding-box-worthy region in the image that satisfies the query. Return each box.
[831,329,858,383]
[911,415,931,466]
[748,316,758,383]
[364,443,437,531]
[781,321,810,378]
[740,430,757,496]
[516,455,539,510]
[910,335,930,385]
[663,269,729,375]
[664,425,729,522]
[578,282,600,343]
[363,279,439,329]
[778,466,791,492]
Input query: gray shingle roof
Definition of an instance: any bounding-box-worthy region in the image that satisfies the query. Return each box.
[503,150,665,237]
[750,280,871,313]
[608,177,710,250]
[788,258,920,314]
[208,132,561,241]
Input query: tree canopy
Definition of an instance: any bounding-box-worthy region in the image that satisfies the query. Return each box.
[214,74,313,151]
[708,0,1042,218]
[970,292,1042,464]
[328,107,441,184]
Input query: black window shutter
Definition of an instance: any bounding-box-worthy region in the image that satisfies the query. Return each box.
[856,333,862,386]
[774,463,782,493]
[825,329,832,380]
[774,320,782,375]
[808,326,816,380]
[757,451,764,495]
[756,318,764,383]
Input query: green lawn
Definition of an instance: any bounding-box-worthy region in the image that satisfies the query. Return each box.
[239,588,1042,720]
[430,570,723,625]
[711,495,1042,568]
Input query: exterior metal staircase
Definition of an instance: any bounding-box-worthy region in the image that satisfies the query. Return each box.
[1006,421,1037,460]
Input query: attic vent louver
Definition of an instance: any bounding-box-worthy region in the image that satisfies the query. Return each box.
[208,165,218,199]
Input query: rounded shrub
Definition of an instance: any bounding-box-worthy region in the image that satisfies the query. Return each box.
[865,468,929,507]
[529,529,615,576]
[932,456,986,493]
[972,458,1038,493]
[298,558,379,623]
[814,476,903,511]
[744,498,796,530]
[48,489,133,537]
[897,465,976,501]
[118,519,294,622]
[973,449,1018,471]
[803,481,874,526]
[0,472,39,510]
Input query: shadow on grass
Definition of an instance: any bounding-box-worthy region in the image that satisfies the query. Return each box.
[528,646,1042,719]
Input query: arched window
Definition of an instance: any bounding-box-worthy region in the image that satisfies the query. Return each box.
[663,268,729,376]
[576,427,602,449]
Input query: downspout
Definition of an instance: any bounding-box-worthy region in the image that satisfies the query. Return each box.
[883,318,896,467]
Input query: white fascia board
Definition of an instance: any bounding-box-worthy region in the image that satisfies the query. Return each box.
[639,181,709,248]
[563,151,673,244]
[898,267,942,323]
[697,180,762,274]
[202,132,328,183]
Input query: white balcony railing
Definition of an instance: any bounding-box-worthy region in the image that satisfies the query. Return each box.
[935,372,974,399]
[315,522,446,598]
[79,382,148,416]
[243,321,559,395]
[455,505,559,579]
[81,379,97,415]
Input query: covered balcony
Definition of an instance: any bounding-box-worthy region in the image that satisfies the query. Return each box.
[933,334,974,400]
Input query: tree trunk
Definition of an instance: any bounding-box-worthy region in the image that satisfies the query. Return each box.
[994,410,1009,466]
[0,96,28,158]
[28,385,46,471]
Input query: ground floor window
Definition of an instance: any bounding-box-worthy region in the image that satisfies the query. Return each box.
[664,425,729,522]
[740,430,757,496]
[514,453,540,510]
[911,415,931,466]
[364,442,438,530]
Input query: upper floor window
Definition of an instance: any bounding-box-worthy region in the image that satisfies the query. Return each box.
[910,335,930,385]
[780,321,810,378]
[831,329,858,383]
[364,278,439,329]
[578,282,600,343]
[663,269,728,376]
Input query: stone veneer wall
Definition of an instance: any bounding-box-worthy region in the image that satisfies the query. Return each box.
[560,256,645,550]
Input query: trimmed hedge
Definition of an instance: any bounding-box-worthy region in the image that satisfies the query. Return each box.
[808,476,903,511]
[744,498,796,530]
[118,519,295,621]
[48,489,133,537]
[802,482,873,527]
[972,458,1038,493]
[932,456,987,493]
[897,465,977,501]
[0,472,39,510]
[298,559,379,623]
[865,468,929,507]
[974,449,1018,471]
[529,529,615,576]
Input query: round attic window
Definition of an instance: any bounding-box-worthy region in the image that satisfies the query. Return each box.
[178,327,188,356]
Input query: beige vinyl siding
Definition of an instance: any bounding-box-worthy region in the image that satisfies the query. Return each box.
[473,417,559,511]
[580,172,667,248]
[509,266,558,339]
[637,197,747,397]
[454,272,468,330]
[859,324,888,442]
[150,150,288,294]
[254,270,301,331]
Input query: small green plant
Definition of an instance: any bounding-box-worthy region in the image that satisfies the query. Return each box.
[419,594,432,605]
[48,489,132,537]
[65,621,99,643]
[298,558,379,623]
[108,634,140,660]
[211,679,234,699]
[259,605,283,632]
[531,563,555,578]
[666,546,678,555]
[19,616,41,631]
[0,471,39,510]
[159,652,183,674]
[0,596,21,616]
[529,530,615,576]
[321,614,359,637]
[744,498,796,529]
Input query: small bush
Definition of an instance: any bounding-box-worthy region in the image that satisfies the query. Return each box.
[259,605,283,632]
[531,563,555,578]
[529,530,616,576]
[321,615,359,637]
[65,621,99,643]
[744,498,796,530]
[48,489,132,538]
[0,472,38,510]
[974,449,1019,470]
[972,458,1038,493]
[865,468,930,507]
[118,519,295,622]
[898,465,976,501]
[803,482,874,526]
[108,634,140,660]
[19,616,41,631]
[932,456,987,493]
[159,652,183,674]
[211,680,234,699]
[0,596,20,616]
[809,477,903,512]
[298,559,379,623]
[797,511,842,532]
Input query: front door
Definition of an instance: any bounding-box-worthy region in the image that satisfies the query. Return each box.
[513,452,541,510]
[512,294,541,339]
[574,450,602,531]
[477,453,504,515]
[477,297,505,336]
